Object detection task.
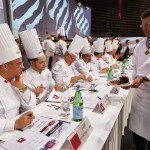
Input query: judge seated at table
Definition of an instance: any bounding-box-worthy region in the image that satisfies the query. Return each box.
[20,29,62,105]
[0,24,36,134]
[103,40,118,69]
[51,35,87,88]
[91,38,109,73]
[75,38,99,81]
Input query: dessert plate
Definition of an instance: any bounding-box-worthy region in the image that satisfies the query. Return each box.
[108,80,131,87]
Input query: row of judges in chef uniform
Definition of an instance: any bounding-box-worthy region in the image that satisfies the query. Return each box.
[0,23,120,134]
[14,25,124,73]
[40,27,121,71]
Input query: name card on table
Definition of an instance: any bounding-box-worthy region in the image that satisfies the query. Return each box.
[93,94,111,114]
[61,117,93,150]
[47,89,62,103]
[110,87,121,94]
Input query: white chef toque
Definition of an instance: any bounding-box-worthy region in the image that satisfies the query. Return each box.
[94,38,105,53]
[67,34,84,57]
[81,38,92,54]
[0,23,21,65]
[112,39,118,50]
[105,40,113,52]
[19,29,44,59]
[59,27,65,36]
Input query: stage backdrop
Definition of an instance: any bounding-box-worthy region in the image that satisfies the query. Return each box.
[12,0,91,39]
[0,0,5,23]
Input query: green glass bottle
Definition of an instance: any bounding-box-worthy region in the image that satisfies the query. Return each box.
[107,66,113,81]
[121,60,126,74]
[73,85,83,122]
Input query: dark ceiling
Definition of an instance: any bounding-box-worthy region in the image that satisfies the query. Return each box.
[74,0,150,37]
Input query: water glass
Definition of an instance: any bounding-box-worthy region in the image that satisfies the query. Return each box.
[61,100,70,118]
[61,91,70,118]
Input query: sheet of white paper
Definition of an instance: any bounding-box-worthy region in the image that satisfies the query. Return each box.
[1,130,58,150]
[47,89,62,103]
[23,116,70,139]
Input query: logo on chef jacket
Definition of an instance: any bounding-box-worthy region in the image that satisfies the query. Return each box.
[16,50,21,54]
[17,138,26,143]
[38,50,43,54]
[53,94,59,99]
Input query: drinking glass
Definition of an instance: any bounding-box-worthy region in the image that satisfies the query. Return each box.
[61,90,70,118]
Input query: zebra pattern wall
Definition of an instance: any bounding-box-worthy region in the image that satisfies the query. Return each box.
[12,0,91,39]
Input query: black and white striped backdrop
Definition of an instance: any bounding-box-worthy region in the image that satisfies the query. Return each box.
[12,0,91,39]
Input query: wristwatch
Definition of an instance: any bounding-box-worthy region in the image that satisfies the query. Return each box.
[19,85,27,93]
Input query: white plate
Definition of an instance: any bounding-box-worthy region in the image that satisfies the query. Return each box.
[108,80,131,87]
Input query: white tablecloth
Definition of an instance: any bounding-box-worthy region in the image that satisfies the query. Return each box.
[0,77,133,150]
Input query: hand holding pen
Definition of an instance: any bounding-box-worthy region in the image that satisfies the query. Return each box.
[14,111,35,130]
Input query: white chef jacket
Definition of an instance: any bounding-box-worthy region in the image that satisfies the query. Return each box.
[0,76,36,134]
[51,59,75,87]
[75,58,99,78]
[55,39,67,61]
[102,53,116,65]
[23,67,55,104]
[91,55,109,70]
[129,37,150,141]
[44,39,56,67]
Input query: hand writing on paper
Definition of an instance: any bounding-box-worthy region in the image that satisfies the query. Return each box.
[34,84,45,97]
[14,111,35,129]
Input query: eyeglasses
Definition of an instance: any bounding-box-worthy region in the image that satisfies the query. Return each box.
[139,23,150,29]
[7,62,24,67]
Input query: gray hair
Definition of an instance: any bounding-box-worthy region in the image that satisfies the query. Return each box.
[140,9,150,19]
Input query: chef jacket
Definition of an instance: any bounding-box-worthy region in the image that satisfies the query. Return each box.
[55,39,67,61]
[129,37,150,141]
[51,59,75,87]
[0,76,36,134]
[23,67,55,104]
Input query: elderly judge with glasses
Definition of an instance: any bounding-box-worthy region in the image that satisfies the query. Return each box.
[0,24,36,134]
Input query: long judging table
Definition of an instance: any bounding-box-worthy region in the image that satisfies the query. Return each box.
[0,76,134,150]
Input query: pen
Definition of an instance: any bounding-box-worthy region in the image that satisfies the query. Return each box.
[40,120,56,132]
[28,113,35,119]
[47,104,61,110]
[46,121,63,136]
[89,89,98,92]
[97,96,101,100]
[83,106,93,109]
[58,120,71,124]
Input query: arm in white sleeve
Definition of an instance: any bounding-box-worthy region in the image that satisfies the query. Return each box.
[52,64,71,87]
[17,89,36,111]
[75,60,90,77]
[0,117,16,134]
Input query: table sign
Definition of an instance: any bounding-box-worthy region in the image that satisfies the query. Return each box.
[110,87,121,94]
[61,117,93,150]
[93,94,111,114]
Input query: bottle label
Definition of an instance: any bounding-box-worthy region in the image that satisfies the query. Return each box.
[73,106,83,119]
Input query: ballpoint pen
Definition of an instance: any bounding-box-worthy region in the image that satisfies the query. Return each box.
[97,96,101,100]
[46,121,63,136]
